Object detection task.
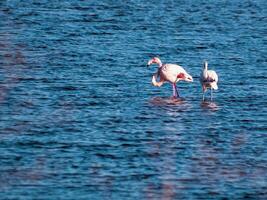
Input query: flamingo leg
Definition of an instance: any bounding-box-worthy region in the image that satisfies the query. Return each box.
[172,84,176,97]
[202,86,206,101]
[175,84,180,97]
[172,83,179,98]
[210,89,213,101]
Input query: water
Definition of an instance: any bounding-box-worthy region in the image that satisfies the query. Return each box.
[0,0,266,199]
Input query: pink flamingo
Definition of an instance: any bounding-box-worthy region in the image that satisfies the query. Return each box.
[200,61,218,101]
[147,57,193,98]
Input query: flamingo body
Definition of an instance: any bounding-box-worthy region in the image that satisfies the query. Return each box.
[200,61,218,101]
[147,57,193,97]
[160,64,190,83]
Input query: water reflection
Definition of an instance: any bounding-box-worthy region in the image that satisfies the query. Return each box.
[148,96,192,116]
[143,107,186,199]
[149,97,186,106]
[201,101,220,112]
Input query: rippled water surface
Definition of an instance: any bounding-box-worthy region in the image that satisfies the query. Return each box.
[0,0,267,199]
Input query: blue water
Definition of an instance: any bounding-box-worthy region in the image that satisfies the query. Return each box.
[0,0,266,199]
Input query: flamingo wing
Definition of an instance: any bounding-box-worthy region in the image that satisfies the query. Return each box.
[201,70,218,83]
[207,70,218,83]
[201,70,218,90]
[160,64,186,83]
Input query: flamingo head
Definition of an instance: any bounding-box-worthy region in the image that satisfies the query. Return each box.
[176,73,193,82]
[147,57,162,67]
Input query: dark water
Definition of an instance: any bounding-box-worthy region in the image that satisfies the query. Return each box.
[0,0,267,199]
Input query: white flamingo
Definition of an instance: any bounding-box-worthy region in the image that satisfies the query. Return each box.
[147,57,193,98]
[200,61,218,101]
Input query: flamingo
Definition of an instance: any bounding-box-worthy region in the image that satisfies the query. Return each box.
[200,61,218,101]
[147,57,193,98]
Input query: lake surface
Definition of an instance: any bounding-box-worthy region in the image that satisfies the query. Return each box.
[0,0,266,199]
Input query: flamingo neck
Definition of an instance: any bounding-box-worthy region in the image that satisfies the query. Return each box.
[203,68,208,79]
[203,62,208,71]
